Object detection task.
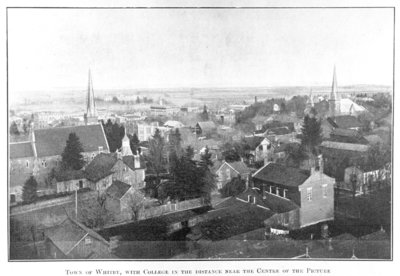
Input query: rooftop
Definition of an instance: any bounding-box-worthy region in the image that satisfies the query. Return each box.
[34,124,109,158]
[320,141,369,152]
[252,163,310,187]
[85,153,117,182]
[44,217,109,256]
[106,180,131,200]
[10,142,34,159]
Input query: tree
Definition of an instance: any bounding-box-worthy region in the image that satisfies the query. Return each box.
[61,132,85,170]
[146,129,167,185]
[127,191,146,221]
[22,176,38,203]
[136,96,141,104]
[220,176,246,198]
[102,120,125,152]
[78,191,111,229]
[221,143,241,162]
[168,128,183,161]
[129,133,140,155]
[301,114,322,154]
[185,146,195,160]
[199,147,216,204]
[10,121,20,136]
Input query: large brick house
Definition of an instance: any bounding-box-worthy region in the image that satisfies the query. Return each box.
[252,162,335,229]
[9,124,110,203]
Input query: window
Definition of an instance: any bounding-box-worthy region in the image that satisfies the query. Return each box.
[41,160,47,168]
[10,194,16,203]
[85,237,92,245]
[79,180,83,189]
[322,185,328,198]
[307,187,313,201]
[26,160,29,168]
[226,168,231,180]
[98,146,103,153]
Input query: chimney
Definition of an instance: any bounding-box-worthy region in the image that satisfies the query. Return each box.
[134,155,141,169]
[318,154,324,173]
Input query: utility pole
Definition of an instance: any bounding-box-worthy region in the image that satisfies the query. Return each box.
[75,184,78,219]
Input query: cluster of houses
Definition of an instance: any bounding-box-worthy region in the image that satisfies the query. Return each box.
[9,68,391,260]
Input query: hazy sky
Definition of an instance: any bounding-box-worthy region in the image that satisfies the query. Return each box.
[8,8,394,94]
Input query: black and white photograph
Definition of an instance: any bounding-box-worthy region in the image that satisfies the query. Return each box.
[4,1,397,273]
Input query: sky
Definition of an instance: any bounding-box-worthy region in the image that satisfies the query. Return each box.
[8,8,394,94]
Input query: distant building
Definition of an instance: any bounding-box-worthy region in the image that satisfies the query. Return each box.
[329,128,368,144]
[164,120,185,129]
[252,162,335,229]
[328,66,366,117]
[327,115,363,131]
[136,122,170,141]
[195,121,217,136]
[215,161,252,191]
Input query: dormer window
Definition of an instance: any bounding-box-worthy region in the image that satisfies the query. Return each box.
[98,146,103,153]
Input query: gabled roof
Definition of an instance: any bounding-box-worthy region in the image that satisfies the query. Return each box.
[320,141,369,152]
[10,142,34,159]
[228,161,252,175]
[34,124,109,158]
[244,136,265,150]
[252,163,310,187]
[196,121,217,131]
[217,161,251,175]
[266,126,292,136]
[331,128,360,138]
[85,153,117,182]
[327,115,362,129]
[106,180,131,200]
[55,169,86,182]
[44,217,109,256]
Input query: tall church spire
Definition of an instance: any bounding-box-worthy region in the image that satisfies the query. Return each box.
[87,69,97,117]
[329,65,340,116]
